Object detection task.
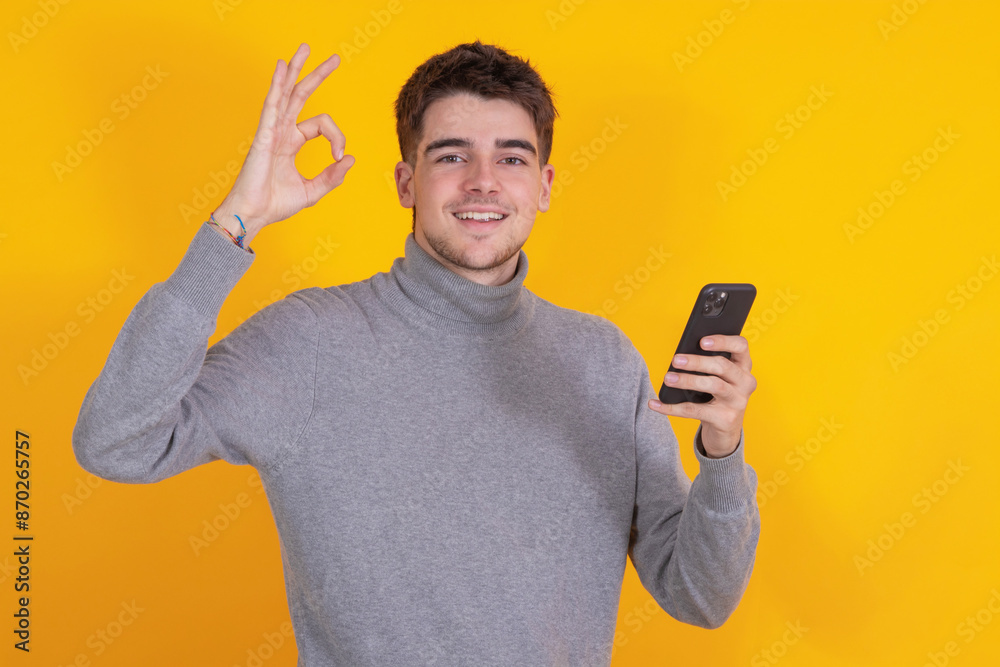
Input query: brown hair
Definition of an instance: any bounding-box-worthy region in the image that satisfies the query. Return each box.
[394,40,559,171]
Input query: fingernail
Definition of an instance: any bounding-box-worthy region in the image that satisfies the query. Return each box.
[337,148,344,160]
[673,355,686,366]
[702,338,714,348]
[666,373,679,383]
[649,399,662,408]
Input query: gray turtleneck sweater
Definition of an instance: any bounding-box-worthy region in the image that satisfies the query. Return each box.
[72,222,760,666]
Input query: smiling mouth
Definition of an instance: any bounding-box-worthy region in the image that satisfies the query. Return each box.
[453,212,508,222]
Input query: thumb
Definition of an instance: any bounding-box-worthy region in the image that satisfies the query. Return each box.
[307,154,355,201]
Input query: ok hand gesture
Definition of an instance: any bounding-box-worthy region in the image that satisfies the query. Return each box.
[213,43,355,246]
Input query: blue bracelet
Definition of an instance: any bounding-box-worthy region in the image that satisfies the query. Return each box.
[208,211,247,248]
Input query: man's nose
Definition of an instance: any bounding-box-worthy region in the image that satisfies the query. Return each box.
[464,158,500,194]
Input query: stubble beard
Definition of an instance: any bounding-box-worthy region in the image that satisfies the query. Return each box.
[423,221,521,273]
[416,197,522,273]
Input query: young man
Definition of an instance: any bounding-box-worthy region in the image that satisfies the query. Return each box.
[73,40,760,666]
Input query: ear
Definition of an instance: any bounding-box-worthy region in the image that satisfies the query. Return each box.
[536,163,556,213]
[395,160,415,208]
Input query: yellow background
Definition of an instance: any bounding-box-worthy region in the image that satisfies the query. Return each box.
[3,0,998,664]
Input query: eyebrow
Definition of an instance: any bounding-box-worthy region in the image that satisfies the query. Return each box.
[424,137,537,158]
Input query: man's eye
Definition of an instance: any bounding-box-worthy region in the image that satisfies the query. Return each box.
[437,155,526,164]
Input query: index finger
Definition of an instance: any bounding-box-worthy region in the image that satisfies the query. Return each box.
[701,335,752,370]
[283,52,342,121]
[257,43,312,132]
[277,43,313,116]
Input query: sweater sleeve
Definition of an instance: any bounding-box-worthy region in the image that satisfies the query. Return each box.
[71,222,319,484]
[626,348,760,629]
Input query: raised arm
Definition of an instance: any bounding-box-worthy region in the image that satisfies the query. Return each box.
[71,230,320,482]
[72,42,353,482]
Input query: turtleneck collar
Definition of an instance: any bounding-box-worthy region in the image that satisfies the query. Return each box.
[372,233,534,337]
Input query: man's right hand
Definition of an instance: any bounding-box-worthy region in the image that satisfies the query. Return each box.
[212,43,355,247]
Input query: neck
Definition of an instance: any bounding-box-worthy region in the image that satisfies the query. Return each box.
[371,232,534,337]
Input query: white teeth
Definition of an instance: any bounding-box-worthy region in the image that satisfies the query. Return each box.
[454,211,505,221]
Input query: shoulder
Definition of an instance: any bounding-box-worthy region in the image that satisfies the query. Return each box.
[528,293,648,412]
[281,274,377,320]
[529,292,641,366]
[238,266,398,331]
[232,280,363,339]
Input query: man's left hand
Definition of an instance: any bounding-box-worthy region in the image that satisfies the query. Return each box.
[648,335,757,458]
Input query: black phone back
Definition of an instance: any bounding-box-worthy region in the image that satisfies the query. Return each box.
[658,283,756,404]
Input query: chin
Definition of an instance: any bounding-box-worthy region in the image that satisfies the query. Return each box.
[453,244,511,272]
[444,234,519,272]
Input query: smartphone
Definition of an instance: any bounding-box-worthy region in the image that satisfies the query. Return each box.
[658,283,756,404]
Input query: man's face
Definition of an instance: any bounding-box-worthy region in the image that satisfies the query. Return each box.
[395,92,555,286]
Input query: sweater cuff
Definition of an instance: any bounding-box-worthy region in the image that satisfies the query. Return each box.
[162,221,256,319]
[692,424,755,513]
